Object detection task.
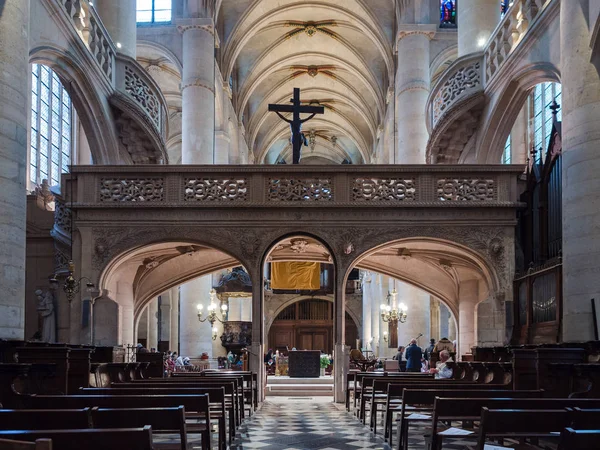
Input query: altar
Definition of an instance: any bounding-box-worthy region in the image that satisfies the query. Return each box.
[288,350,320,378]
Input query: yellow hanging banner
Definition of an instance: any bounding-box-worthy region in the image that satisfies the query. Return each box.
[271,262,321,290]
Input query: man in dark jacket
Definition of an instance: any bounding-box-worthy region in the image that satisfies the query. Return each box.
[405,339,422,372]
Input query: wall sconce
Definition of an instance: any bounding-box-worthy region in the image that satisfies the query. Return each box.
[49,260,95,304]
[212,326,218,341]
[383,331,389,343]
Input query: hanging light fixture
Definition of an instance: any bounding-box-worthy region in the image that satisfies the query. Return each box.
[380,289,408,323]
[197,289,228,339]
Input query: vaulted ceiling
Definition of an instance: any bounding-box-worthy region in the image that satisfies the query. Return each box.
[217,0,395,164]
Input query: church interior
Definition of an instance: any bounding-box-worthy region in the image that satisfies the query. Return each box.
[1,0,600,448]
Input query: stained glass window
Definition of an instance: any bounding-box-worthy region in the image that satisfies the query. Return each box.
[137,0,171,24]
[502,135,511,164]
[30,64,72,188]
[531,82,561,163]
[440,0,457,28]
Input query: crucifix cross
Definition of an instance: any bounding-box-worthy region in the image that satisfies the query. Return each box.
[268,88,324,164]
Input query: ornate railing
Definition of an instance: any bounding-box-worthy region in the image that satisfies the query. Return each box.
[59,0,116,82]
[64,165,523,207]
[484,0,554,82]
[427,53,484,130]
[114,56,168,139]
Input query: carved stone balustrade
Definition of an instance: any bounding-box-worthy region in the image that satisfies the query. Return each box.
[426,53,485,164]
[483,0,554,83]
[43,0,169,164]
[62,164,523,207]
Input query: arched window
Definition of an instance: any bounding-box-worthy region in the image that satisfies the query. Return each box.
[502,135,511,164]
[30,64,72,188]
[440,0,457,28]
[137,0,172,23]
[531,82,561,163]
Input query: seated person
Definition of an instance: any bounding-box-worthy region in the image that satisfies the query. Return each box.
[429,350,453,379]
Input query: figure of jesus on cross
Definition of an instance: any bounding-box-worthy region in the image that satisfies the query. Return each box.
[269,88,324,164]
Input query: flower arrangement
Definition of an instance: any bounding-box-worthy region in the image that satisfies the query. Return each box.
[320,354,331,369]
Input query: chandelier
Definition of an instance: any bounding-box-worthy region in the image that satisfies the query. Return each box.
[197,289,228,340]
[380,289,408,323]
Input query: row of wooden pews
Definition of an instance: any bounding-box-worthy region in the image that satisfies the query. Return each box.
[0,355,258,450]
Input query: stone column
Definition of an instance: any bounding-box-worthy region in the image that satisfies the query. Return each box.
[395,282,430,349]
[147,298,158,351]
[439,302,450,340]
[361,272,372,350]
[333,269,348,403]
[458,280,478,359]
[561,0,600,341]
[457,0,501,56]
[395,26,435,163]
[170,287,179,353]
[159,294,170,348]
[430,298,441,342]
[214,131,230,164]
[180,276,214,358]
[371,274,382,353]
[93,0,137,58]
[448,315,457,341]
[177,18,215,164]
[509,104,529,164]
[116,280,134,346]
[0,0,28,340]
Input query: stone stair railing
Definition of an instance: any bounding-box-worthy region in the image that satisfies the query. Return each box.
[59,0,116,83]
[427,53,484,131]
[51,0,167,146]
[484,0,554,82]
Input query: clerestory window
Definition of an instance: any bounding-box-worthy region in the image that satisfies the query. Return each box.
[30,64,72,188]
[137,0,172,24]
[531,82,562,163]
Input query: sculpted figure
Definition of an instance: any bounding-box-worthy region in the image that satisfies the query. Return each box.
[36,289,56,343]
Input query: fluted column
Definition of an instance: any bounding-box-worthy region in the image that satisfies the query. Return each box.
[170,287,179,352]
[177,18,215,164]
[458,280,478,359]
[395,26,435,163]
[180,276,213,358]
[458,0,501,56]
[561,1,600,341]
[147,298,158,351]
[0,0,29,340]
[94,0,137,58]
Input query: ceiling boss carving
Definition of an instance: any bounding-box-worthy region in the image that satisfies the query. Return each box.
[284,21,338,39]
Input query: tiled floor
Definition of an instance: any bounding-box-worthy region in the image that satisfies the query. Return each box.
[230,398,392,450]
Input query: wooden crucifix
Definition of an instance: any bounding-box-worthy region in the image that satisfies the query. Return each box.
[269,88,324,164]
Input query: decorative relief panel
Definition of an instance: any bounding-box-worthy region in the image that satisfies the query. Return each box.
[352,178,416,201]
[99,178,164,202]
[437,178,496,201]
[433,62,481,125]
[124,66,160,128]
[184,178,247,202]
[267,178,332,202]
[54,201,72,231]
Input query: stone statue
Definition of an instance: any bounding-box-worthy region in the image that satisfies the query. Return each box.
[36,289,56,343]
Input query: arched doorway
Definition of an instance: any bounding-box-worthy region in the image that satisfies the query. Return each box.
[267,298,358,354]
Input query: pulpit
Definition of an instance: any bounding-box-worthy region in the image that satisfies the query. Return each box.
[288,350,320,378]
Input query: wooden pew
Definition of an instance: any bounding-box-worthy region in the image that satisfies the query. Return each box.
[397,390,544,450]
[0,428,154,450]
[0,409,91,430]
[382,382,511,448]
[570,407,600,429]
[428,398,600,450]
[81,387,233,444]
[558,428,600,450]
[117,379,244,423]
[91,407,189,450]
[474,408,571,450]
[0,438,52,450]
[19,394,215,450]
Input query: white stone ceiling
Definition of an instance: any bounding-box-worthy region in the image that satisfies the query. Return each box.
[218,0,395,164]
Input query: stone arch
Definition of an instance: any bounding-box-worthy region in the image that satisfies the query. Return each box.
[477,62,561,163]
[29,45,120,164]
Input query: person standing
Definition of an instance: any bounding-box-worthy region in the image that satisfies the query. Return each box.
[393,346,405,372]
[424,338,436,362]
[405,339,422,373]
